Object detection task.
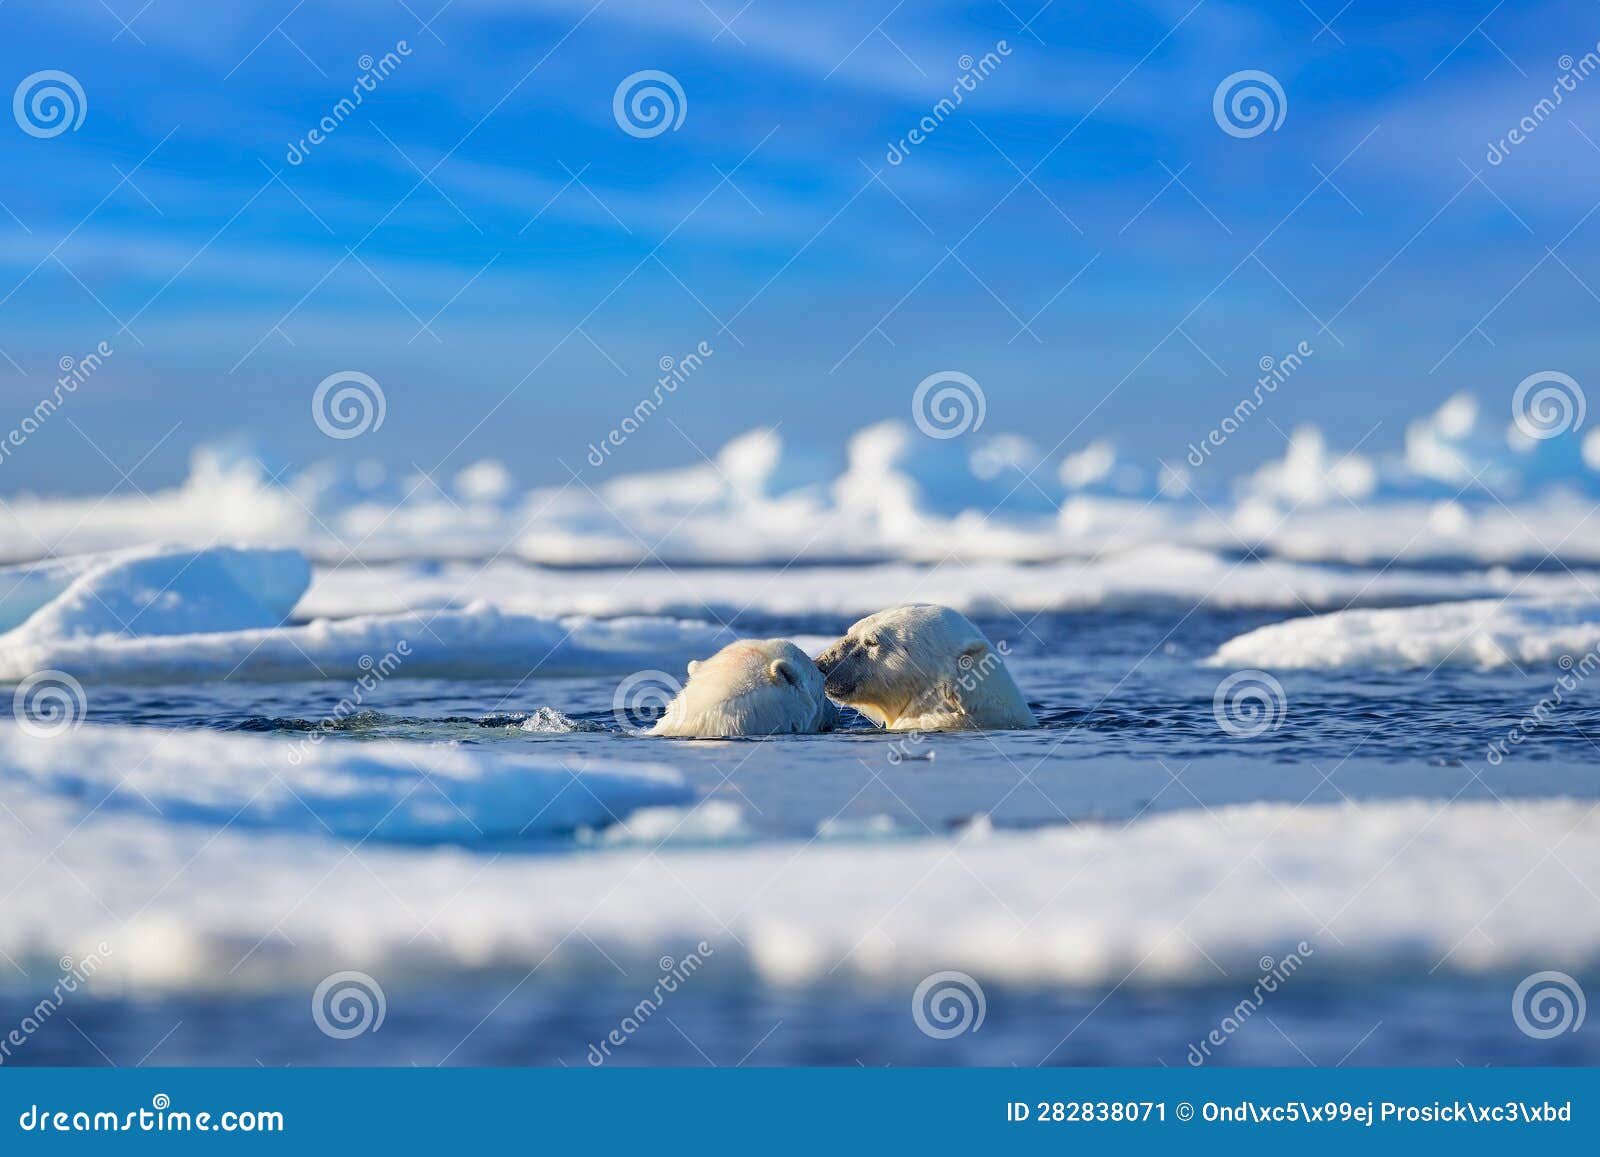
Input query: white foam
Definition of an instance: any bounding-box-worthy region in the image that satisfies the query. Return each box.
[517,707,608,733]
[1210,598,1600,669]
[3,788,1594,991]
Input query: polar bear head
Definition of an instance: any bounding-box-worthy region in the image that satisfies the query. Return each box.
[650,639,839,738]
[814,604,1037,731]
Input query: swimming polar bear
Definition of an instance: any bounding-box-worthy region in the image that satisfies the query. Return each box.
[651,639,839,738]
[814,604,1038,731]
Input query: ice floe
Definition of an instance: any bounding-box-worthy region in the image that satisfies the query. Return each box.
[1210,598,1600,669]
[0,723,691,844]
[0,544,731,684]
[6,391,1600,569]
[1,780,1594,991]
[298,546,1600,621]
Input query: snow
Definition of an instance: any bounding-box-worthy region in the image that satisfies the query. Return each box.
[0,544,310,640]
[0,722,691,844]
[0,544,732,684]
[1210,598,1600,670]
[298,547,1600,621]
[1236,426,1378,506]
[2,763,1595,990]
[1,603,733,684]
[6,398,1600,568]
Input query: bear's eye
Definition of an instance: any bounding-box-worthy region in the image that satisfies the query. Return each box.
[865,637,880,649]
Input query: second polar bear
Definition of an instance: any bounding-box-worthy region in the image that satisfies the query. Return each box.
[814,604,1038,731]
[651,639,839,738]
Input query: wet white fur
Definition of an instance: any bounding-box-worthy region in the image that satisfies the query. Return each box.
[651,639,839,738]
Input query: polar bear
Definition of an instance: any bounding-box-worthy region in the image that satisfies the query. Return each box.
[651,639,839,738]
[814,604,1037,731]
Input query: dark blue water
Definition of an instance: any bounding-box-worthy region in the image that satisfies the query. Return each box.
[75,608,1600,769]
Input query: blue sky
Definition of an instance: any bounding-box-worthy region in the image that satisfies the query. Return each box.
[2,0,1600,492]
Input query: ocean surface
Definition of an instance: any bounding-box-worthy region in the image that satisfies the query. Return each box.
[5,570,1599,1067]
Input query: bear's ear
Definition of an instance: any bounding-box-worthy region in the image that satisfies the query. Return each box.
[686,659,702,676]
[769,658,801,687]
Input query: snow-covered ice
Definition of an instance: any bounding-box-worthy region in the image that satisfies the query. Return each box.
[300,547,1600,620]
[7,393,1600,569]
[0,544,733,683]
[0,723,692,844]
[1210,598,1600,670]
[1,735,1595,991]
